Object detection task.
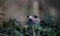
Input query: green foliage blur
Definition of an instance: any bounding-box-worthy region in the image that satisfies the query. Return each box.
[0,17,60,36]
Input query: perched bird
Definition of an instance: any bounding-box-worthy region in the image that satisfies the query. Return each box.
[27,15,40,25]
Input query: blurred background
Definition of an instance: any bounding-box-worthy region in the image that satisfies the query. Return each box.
[0,0,60,36]
[0,0,60,26]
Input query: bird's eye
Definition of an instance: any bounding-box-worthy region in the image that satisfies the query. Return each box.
[34,16,38,18]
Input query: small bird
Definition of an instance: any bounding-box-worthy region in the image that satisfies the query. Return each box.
[27,15,40,25]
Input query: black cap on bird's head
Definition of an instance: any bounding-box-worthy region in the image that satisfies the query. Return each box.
[34,15,38,18]
[27,15,38,18]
